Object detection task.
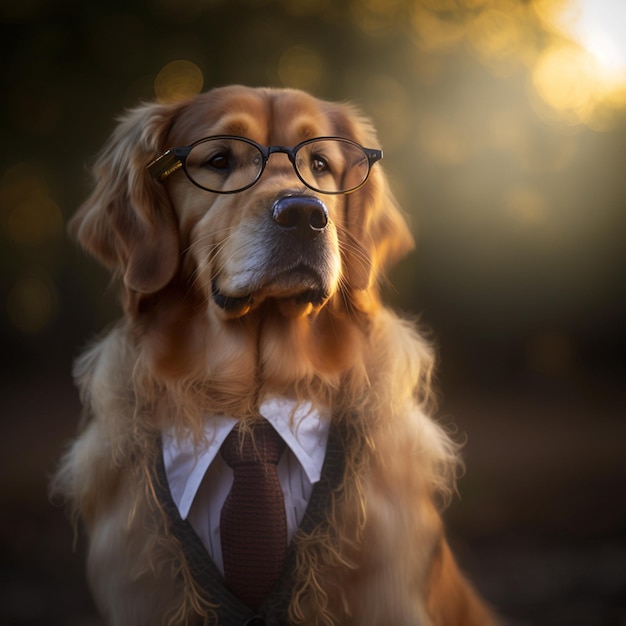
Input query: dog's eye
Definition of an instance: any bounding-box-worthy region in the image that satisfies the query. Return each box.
[311,155,330,173]
[204,152,231,171]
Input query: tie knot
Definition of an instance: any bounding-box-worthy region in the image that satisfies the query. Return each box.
[220,420,285,468]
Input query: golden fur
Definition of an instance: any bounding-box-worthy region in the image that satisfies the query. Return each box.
[53,85,498,625]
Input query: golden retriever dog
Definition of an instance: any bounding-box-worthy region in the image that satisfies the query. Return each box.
[53,85,498,626]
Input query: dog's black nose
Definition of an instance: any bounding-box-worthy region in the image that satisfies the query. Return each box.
[272,196,328,241]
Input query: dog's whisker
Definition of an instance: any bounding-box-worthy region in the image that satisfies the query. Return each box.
[185,230,239,292]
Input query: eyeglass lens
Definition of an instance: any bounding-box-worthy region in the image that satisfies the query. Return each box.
[184,138,370,193]
[295,139,369,193]
[185,138,263,193]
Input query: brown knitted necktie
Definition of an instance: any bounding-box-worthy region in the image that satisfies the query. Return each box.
[220,420,287,610]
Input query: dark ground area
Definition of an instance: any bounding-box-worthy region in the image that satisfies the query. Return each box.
[1,370,625,626]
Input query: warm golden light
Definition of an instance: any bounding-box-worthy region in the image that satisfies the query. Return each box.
[351,0,402,36]
[467,8,525,65]
[504,184,550,229]
[363,75,409,149]
[410,5,464,53]
[277,46,324,90]
[154,60,204,103]
[532,0,626,127]
[572,1,626,83]
[531,43,597,124]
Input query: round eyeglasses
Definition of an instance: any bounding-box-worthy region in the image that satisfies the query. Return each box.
[147,135,383,195]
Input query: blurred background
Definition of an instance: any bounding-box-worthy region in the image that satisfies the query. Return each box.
[1,0,625,624]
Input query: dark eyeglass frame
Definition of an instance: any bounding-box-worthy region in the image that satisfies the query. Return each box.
[147,135,383,195]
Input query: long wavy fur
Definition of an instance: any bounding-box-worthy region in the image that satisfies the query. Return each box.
[52,86,495,626]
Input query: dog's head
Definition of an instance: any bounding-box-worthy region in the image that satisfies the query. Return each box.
[71,86,413,380]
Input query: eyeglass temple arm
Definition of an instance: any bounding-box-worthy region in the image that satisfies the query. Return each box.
[147,150,183,181]
[347,149,383,170]
[365,148,383,165]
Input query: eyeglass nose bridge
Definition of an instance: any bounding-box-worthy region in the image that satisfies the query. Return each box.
[259,145,302,182]
[266,145,297,163]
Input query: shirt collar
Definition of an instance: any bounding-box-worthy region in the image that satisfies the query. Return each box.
[162,397,330,519]
[162,413,237,519]
[259,396,329,484]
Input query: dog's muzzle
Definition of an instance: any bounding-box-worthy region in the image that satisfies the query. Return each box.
[211,195,335,316]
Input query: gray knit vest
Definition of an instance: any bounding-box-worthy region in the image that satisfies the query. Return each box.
[152,422,347,626]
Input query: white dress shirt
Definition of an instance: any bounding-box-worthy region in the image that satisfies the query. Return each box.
[162,397,330,575]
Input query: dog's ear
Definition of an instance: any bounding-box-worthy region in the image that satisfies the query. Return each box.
[69,102,183,295]
[329,104,415,300]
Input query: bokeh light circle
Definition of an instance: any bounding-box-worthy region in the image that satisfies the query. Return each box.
[154,60,204,103]
[277,46,324,90]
